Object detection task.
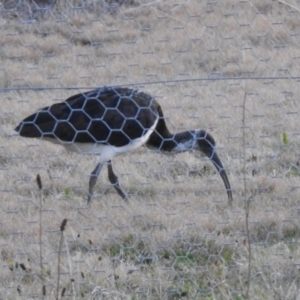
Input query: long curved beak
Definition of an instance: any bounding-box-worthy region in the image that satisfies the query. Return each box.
[208,150,233,205]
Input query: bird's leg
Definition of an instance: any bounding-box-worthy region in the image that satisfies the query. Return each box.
[88,162,104,205]
[107,160,128,201]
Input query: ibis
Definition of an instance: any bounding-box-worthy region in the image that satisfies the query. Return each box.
[13,87,233,204]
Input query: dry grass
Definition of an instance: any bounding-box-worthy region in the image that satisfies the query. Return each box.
[1,0,300,299]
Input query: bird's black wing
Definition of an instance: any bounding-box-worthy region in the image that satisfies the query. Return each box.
[15,87,159,147]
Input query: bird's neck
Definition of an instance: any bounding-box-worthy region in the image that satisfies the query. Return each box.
[147,130,197,153]
[169,131,197,153]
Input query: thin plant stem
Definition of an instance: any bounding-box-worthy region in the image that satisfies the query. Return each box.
[36,174,44,298]
[243,90,252,299]
[57,219,68,300]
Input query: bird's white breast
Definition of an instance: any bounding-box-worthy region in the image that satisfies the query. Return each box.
[43,117,159,163]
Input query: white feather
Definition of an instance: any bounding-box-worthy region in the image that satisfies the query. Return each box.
[10,130,20,136]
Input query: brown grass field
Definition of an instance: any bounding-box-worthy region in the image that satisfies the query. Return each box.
[1,0,300,299]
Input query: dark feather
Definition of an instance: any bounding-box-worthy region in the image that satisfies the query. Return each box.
[15,87,159,147]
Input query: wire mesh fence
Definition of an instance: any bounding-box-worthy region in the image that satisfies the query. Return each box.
[1,0,300,299]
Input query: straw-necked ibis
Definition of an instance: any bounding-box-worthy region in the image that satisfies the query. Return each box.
[13,87,233,204]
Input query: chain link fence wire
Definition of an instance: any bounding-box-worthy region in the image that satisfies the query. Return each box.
[1,0,300,299]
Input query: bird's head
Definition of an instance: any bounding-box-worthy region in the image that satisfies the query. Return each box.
[194,130,233,205]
